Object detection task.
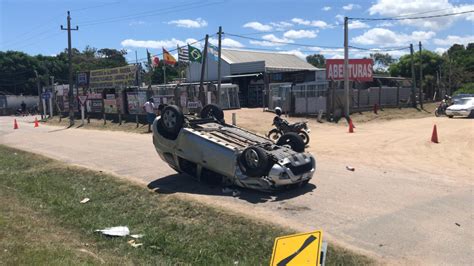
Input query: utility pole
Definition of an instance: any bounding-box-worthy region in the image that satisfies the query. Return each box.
[163,65,166,84]
[61,11,78,126]
[34,70,43,119]
[199,34,209,105]
[410,44,417,108]
[50,76,54,118]
[343,17,350,118]
[418,41,423,109]
[217,26,222,105]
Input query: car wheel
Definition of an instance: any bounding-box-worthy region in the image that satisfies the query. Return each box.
[468,110,474,118]
[276,132,305,152]
[267,129,282,141]
[448,115,454,118]
[239,146,270,177]
[200,104,224,122]
[297,131,310,145]
[160,105,184,136]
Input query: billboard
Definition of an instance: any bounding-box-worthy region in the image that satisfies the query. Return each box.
[89,65,138,89]
[326,59,374,81]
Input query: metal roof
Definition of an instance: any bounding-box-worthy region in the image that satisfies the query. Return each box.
[221,49,318,72]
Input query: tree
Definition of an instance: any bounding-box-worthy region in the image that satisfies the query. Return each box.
[371,53,395,73]
[306,54,325,68]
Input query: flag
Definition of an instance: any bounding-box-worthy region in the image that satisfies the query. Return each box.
[188,44,202,63]
[163,48,177,65]
[207,43,218,61]
[152,55,159,68]
[178,45,189,63]
[146,49,152,66]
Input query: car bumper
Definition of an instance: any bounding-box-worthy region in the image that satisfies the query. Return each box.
[446,109,470,117]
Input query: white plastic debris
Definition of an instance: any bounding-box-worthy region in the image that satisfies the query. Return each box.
[128,239,143,248]
[222,187,233,193]
[232,190,241,197]
[130,234,144,239]
[95,226,130,237]
[80,198,90,204]
[346,166,355,171]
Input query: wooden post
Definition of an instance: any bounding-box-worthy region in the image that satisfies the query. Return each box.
[396,85,400,108]
[136,114,139,128]
[232,113,236,126]
[103,112,106,125]
[119,113,122,125]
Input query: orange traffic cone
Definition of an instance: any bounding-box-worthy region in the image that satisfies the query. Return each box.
[34,118,39,128]
[348,119,354,133]
[13,119,19,129]
[431,125,439,143]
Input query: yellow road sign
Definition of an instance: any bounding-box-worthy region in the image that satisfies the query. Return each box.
[270,230,323,266]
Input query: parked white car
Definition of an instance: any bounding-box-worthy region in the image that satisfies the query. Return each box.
[445,97,474,118]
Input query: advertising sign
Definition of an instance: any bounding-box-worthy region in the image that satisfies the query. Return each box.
[77,72,88,86]
[326,59,374,81]
[127,91,147,114]
[89,65,137,89]
[104,94,117,113]
[90,99,103,113]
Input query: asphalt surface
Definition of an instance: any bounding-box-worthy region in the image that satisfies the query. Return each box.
[1,115,472,265]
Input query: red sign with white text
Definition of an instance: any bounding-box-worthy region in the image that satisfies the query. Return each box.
[326,59,374,81]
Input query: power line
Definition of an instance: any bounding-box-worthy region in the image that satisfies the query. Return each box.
[224,33,342,49]
[349,45,410,52]
[350,10,474,21]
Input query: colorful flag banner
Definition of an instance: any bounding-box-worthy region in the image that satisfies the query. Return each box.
[207,43,218,61]
[178,46,189,63]
[163,48,177,65]
[152,56,159,68]
[188,44,202,63]
[146,49,152,66]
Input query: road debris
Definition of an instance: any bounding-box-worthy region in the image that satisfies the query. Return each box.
[455,223,461,227]
[95,226,129,237]
[128,239,143,248]
[346,166,355,171]
[130,234,144,239]
[80,198,90,204]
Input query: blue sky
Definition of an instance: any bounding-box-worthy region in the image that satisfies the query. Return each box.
[1,0,473,63]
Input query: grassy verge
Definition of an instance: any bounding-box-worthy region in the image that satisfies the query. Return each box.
[43,116,150,134]
[0,145,373,265]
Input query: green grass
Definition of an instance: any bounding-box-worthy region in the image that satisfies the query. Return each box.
[0,145,374,265]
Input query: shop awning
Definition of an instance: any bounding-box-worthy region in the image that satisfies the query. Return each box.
[223,73,263,78]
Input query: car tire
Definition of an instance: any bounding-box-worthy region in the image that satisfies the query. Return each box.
[276,132,305,152]
[200,104,224,122]
[267,129,282,141]
[297,131,310,145]
[469,110,474,118]
[448,115,454,118]
[239,146,270,177]
[160,105,184,137]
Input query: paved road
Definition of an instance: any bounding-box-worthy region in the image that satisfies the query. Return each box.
[1,115,472,264]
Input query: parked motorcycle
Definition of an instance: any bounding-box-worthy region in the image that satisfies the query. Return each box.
[435,96,451,117]
[268,116,310,145]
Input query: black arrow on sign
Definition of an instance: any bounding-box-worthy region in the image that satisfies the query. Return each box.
[277,235,317,266]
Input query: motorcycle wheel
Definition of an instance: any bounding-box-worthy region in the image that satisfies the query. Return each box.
[267,129,282,141]
[435,108,440,117]
[298,131,310,145]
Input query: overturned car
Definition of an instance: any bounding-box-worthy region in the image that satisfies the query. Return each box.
[152,104,316,191]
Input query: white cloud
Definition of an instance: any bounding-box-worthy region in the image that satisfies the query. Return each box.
[433,35,474,46]
[351,28,436,47]
[335,14,344,23]
[434,47,447,54]
[249,34,294,47]
[121,38,200,49]
[343,4,361,11]
[377,22,394,27]
[348,20,369,29]
[209,37,244,48]
[129,20,145,26]
[369,0,474,30]
[283,29,317,39]
[322,6,331,11]
[243,21,273,31]
[291,18,331,29]
[278,49,307,59]
[168,18,207,28]
[270,21,293,30]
